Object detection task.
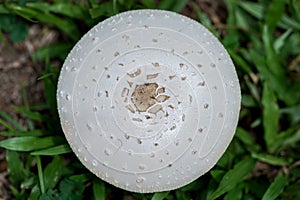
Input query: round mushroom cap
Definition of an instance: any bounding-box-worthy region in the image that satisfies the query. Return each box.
[57,9,241,193]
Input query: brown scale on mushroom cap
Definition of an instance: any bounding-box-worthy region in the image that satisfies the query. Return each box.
[131,83,170,114]
[131,83,158,112]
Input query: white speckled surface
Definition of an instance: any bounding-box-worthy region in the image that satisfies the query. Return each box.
[57,9,241,193]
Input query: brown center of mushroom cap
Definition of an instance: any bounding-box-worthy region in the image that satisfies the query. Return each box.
[131,83,170,114]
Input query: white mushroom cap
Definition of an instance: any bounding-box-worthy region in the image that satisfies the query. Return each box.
[57,10,241,193]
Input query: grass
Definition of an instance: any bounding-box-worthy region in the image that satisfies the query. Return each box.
[0,0,300,199]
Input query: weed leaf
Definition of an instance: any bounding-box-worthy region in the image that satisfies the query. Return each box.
[0,136,65,151]
[209,157,256,200]
[262,173,286,200]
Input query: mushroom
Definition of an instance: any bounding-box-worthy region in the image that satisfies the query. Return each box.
[57,10,241,193]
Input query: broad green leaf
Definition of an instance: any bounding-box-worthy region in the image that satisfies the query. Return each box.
[59,178,85,199]
[262,82,279,151]
[43,156,72,190]
[93,179,105,200]
[265,0,285,32]
[251,153,290,166]
[151,191,170,200]
[209,157,256,200]
[6,151,27,185]
[28,184,41,200]
[262,173,286,200]
[70,173,92,182]
[0,136,65,151]
[262,25,284,79]
[30,144,71,156]
[224,184,243,200]
[210,169,226,182]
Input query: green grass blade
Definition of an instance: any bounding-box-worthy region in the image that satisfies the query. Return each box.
[0,130,47,137]
[282,129,300,147]
[228,49,252,73]
[26,2,88,19]
[30,144,72,156]
[12,105,46,121]
[238,1,263,19]
[0,111,25,131]
[151,191,170,200]
[251,153,290,166]
[262,82,279,151]
[21,84,35,130]
[265,0,285,32]
[209,157,256,200]
[36,156,45,194]
[262,173,286,200]
[274,29,292,53]
[280,14,300,31]
[0,118,15,131]
[0,136,65,151]
[37,73,56,81]
[9,5,80,41]
[235,127,260,152]
[93,179,105,200]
